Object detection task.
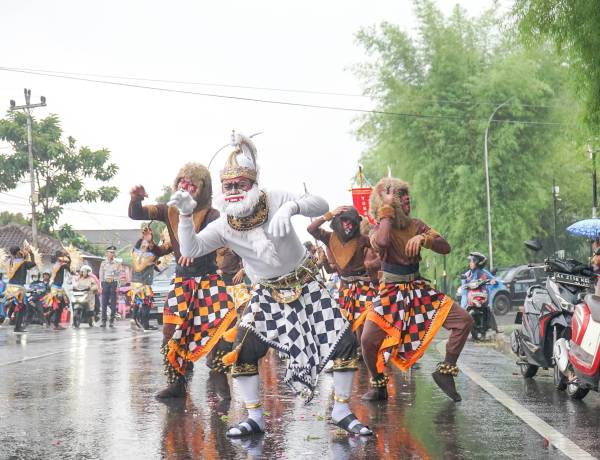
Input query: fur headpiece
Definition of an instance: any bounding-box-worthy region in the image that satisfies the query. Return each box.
[173,162,212,209]
[220,131,258,182]
[370,177,411,229]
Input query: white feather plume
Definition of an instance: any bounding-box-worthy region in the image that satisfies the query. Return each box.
[64,245,84,272]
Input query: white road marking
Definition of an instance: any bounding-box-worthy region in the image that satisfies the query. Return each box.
[437,340,596,460]
[0,333,149,367]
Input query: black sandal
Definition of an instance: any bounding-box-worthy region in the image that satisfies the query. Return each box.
[226,418,264,438]
[333,414,373,436]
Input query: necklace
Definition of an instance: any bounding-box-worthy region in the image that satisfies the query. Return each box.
[227,192,269,231]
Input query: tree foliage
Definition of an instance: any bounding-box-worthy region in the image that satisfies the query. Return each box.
[0,112,119,232]
[56,224,103,256]
[355,0,591,281]
[156,185,172,204]
[513,0,600,128]
[0,211,29,226]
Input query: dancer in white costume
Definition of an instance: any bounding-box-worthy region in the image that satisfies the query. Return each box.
[169,132,372,437]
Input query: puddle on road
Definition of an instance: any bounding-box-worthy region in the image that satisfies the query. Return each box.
[0,332,566,459]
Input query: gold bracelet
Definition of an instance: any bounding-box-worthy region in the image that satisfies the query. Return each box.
[333,394,349,404]
[245,401,262,410]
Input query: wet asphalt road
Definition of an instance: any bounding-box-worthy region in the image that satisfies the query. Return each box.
[0,314,598,460]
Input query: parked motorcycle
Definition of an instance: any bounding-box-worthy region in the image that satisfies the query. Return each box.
[72,288,95,328]
[23,281,48,326]
[462,278,492,341]
[511,257,592,379]
[553,283,600,400]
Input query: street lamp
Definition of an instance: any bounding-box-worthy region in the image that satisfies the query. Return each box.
[483,98,511,272]
[552,179,560,254]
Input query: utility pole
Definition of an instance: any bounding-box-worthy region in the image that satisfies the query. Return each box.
[9,89,47,247]
[552,178,559,254]
[589,144,598,218]
[483,98,511,272]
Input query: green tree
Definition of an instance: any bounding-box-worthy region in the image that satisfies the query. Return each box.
[56,224,103,256]
[355,0,589,279]
[156,185,172,204]
[513,0,600,128]
[0,112,119,232]
[0,211,29,226]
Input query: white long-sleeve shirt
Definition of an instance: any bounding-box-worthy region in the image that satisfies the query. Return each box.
[178,190,328,281]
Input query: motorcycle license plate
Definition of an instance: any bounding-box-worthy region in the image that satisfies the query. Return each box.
[552,272,592,288]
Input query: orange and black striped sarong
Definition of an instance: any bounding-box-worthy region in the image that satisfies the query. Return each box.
[166,274,236,374]
[366,280,452,373]
[338,280,376,331]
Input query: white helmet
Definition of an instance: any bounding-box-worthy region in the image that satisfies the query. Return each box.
[80,265,92,275]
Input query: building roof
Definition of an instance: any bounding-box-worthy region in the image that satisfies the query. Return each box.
[0,223,100,259]
[0,223,64,255]
[78,229,141,249]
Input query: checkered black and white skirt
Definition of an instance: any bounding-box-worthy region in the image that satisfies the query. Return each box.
[239,279,350,392]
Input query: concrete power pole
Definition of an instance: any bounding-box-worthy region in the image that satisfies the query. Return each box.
[9,89,46,247]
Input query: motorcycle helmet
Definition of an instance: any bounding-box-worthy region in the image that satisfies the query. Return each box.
[80,265,92,275]
[468,252,487,268]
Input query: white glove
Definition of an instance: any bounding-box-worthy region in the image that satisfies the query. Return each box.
[268,201,298,238]
[167,190,197,215]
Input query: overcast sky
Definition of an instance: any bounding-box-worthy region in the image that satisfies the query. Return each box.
[0,0,509,242]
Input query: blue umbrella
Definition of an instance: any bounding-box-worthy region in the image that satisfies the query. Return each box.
[566,218,600,239]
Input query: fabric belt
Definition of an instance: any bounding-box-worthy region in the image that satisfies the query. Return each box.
[340,274,371,283]
[102,279,116,283]
[175,263,216,278]
[381,262,420,275]
[257,254,319,303]
[381,271,420,283]
[258,254,318,290]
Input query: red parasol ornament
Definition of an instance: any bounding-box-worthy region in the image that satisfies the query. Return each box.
[351,166,375,224]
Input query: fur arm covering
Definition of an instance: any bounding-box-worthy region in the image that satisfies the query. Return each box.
[129,198,168,223]
[306,216,331,244]
[415,220,451,254]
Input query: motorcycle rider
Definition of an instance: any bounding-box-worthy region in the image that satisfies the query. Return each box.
[591,240,600,295]
[460,252,501,334]
[26,273,48,326]
[0,273,5,323]
[73,265,98,326]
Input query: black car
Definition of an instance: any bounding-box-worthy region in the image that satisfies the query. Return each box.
[497,264,546,309]
[150,262,176,326]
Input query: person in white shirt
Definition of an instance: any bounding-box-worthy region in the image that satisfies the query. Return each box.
[168,132,372,437]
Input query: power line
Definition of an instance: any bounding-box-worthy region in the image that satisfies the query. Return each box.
[0,65,563,109]
[0,67,569,127]
[0,192,130,219]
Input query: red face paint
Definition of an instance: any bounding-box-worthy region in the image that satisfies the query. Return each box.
[222,177,254,202]
[178,178,198,195]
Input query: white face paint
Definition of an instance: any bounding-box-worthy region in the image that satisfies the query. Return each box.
[215,184,261,217]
